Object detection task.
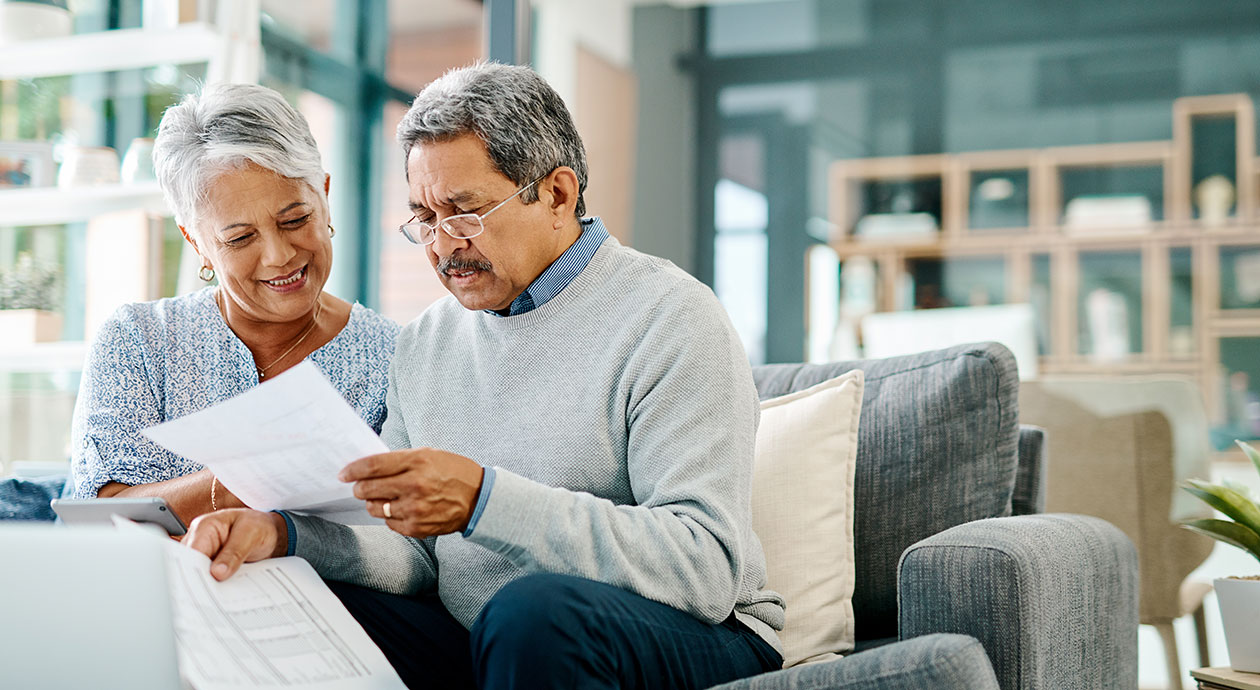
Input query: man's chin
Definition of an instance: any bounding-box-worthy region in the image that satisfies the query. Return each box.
[447,289,501,312]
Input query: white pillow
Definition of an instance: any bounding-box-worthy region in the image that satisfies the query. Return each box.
[752,369,863,667]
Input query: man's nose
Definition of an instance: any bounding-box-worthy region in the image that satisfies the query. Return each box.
[430,223,470,256]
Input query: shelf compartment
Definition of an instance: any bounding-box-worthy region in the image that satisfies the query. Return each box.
[1218,245,1260,312]
[950,149,1041,235]
[903,253,1007,310]
[1168,246,1197,358]
[1210,335,1260,450]
[1044,142,1173,234]
[1076,249,1145,360]
[1172,93,1257,223]
[828,155,951,243]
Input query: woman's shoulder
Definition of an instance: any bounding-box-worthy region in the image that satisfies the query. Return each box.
[344,303,401,347]
[95,288,218,347]
[313,302,400,369]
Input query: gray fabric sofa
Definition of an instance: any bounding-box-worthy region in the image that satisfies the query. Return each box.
[714,342,1138,690]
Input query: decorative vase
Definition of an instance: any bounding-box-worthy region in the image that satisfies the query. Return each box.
[120,138,157,184]
[0,308,62,345]
[1195,174,1236,226]
[1215,577,1260,672]
[0,0,72,45]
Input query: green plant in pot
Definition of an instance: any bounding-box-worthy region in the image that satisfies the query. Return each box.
[1181,440,1260,673]
[0,253,62,344]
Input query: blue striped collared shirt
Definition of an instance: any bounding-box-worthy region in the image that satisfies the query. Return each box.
[489,217,610,317]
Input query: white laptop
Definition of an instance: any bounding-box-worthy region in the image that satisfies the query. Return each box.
[0,524,183,690]
[0,523,406,690]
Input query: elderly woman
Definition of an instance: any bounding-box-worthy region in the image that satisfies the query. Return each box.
[68,83,398,524]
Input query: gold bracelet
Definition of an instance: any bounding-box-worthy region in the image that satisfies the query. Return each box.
[210,475,219,511]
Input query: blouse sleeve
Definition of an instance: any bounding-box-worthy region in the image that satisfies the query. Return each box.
[69,312,181,498]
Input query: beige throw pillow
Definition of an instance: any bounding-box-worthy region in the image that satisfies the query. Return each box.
[753,369,863,667]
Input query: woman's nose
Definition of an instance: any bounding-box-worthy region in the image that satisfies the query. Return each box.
[259,230,298,267]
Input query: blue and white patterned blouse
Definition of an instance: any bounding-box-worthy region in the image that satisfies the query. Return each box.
[69,287,399,498]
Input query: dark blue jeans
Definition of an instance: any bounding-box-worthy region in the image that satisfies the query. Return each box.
[327,573,782,690]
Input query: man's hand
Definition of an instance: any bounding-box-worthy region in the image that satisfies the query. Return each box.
[341,448,484,539]
[183,509,288,581]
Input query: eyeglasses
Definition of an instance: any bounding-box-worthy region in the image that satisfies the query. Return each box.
[399,174,546,246]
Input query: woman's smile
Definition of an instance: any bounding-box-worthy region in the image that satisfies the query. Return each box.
[262,265,308,292]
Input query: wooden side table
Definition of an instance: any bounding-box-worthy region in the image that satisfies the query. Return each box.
[1192,667,1260,690]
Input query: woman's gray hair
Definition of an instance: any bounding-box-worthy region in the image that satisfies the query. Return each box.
[397,62,588,217]
[153,83,325,229]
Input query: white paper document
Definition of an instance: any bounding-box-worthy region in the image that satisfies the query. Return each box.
[142,361,388,524]
[162,534,405,689]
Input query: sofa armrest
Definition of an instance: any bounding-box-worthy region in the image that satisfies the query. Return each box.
[706,633,998,690]
[1012,426,1046,515]
[898,514,1137,690]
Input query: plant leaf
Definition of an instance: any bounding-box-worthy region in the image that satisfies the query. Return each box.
[1223,478,1255,502]
[1181,519,1260,564]
[1182,479,1260,539]
[1239,440,1260,481]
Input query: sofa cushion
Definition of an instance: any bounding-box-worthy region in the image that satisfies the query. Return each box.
[753,369,862,666]
[751,342,1020,641]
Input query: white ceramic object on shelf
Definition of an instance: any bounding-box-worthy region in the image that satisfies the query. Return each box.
[1195,174,1236,226]
[120,137,157,184]
[0,0,72,45]
[1216,577,1260,672]
[58,146,119,187]
[1063,194,1152,230]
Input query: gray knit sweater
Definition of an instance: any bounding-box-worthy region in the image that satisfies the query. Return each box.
[290,237,785,652]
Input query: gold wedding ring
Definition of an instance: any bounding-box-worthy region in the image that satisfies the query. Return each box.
[383,501,392,519]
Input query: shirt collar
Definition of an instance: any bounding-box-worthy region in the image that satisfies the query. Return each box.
[489,217,610,317]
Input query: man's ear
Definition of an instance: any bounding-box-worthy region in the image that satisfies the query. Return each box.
[542,167,580,222]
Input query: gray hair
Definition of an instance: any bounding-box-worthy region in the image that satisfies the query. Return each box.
[153,83,325,229]
[397,62,588,217]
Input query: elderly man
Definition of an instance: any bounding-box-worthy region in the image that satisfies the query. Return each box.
[186,62,784,690]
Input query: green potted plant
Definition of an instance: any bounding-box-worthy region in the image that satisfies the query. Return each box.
[1181,440,1260,673]
[0,252,61,344]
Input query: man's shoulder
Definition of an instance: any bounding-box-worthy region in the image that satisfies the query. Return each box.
[598,241,713,304]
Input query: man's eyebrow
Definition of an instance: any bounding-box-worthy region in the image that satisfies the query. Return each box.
[408,190,481,215]
[447,190,479,206]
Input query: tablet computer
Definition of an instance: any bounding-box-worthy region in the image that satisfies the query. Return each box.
[50,497,187,536]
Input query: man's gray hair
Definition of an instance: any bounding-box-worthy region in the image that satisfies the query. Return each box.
[397,62,588,217]
[153,83,325,229]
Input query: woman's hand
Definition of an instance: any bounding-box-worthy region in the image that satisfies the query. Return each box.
[183,508,288,581]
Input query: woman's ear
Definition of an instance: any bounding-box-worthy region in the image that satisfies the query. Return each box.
[324,173,331,197]
[178,225,198,252]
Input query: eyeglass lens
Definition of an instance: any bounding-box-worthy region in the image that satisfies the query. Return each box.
[407,215,483,245]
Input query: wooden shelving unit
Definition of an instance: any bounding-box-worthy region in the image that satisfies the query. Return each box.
[826,94,1260,441]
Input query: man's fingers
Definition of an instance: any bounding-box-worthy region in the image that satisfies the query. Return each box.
[210,542,250,581]
[183,514,228,560]
[340,451,412,483]
[183,510,279,581]
[351,475,404,501]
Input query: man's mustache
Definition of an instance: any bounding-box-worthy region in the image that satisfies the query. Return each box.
[438,254,493,275]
